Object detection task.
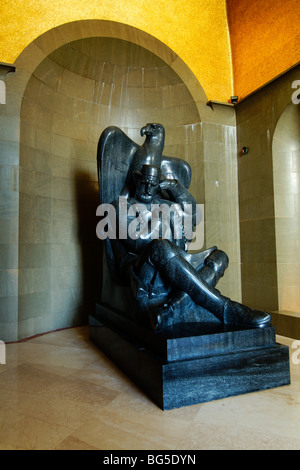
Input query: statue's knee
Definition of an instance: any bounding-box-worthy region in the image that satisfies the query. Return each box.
[149,239,178,266]
[205,249,228,276]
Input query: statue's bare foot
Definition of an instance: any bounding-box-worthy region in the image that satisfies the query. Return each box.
[223,300,271,328]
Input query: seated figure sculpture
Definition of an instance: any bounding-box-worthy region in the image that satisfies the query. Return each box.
[97,123,271,331]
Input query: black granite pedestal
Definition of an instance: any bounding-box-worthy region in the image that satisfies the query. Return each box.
[89,303,291,410]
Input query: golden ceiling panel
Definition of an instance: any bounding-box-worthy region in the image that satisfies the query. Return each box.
[0,0,232,102]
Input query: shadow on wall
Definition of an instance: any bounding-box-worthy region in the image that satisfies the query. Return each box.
[74,170,103,322]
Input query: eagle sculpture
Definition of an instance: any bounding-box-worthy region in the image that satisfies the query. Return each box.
[97,123,191,206]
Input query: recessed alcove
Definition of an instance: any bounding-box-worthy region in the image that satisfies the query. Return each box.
[272,102,300,313]
[18,37,204,339]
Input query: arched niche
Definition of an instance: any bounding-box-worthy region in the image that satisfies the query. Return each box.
[272,102,300,312]
[1,19,240,341]
[17,31,203,339]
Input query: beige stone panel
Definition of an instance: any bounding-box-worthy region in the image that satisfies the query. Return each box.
[274,193,296,218]
[18,216,34,245]
[53,198,75,220]
[38,83,73,118]
[18,291,52,322]
[203,141,221,162]
[185,122,203,143]
[34,26,66,57]
[0,141,19,167]
[73,100,96,124]
[274,170,299,195]
[18,269,36,296]
[0,217,18,244]
[52,155,73,179]
[182,103,201,125]
[19,167,35,195]
[124,87,144,108]
[157,66,181,87]
[33,57,64,91]
[279,284,300,312]
[21,99,53,133]
[0,244,18,270]
[34,172,52,198]
[19,144,36,171]
[52,243,81,267]
[34,150,52,175]
[35,128,52,153]
[93,82,112,106]
[144,68,158,88]
[52,219,78,244]
[21,76,41,104]
[52,134,71,158]
[273,150,294,173]
[127,67,142,88]
[59,69,94,102]
[0,269,18,297]
[18,268,52,296]
[0,165,18,193]
[143,87,163,109]
[52,266,82,290]
[277,263,300,294]
[15,42,47,75]
[53,114,89,141]
[19,244,51,269]
[241,262,266,288]
[35,196,52,221]
[292,149,300,172]
[52,177,75,200]
[275,217,300,262]
[0,116,20,142]
[0,190,19,218]
[70,140,96,162]
[52,288,82,314]
[33,219,51,244]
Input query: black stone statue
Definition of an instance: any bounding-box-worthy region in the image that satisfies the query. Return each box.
[90,123,290,411]
[97,123,271,331]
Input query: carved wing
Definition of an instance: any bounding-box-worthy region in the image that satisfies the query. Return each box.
[97,126,139,204]
[161,156,191,189]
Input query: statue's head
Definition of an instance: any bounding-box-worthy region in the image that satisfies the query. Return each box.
[140,123,164,140]
[133,164,164,204]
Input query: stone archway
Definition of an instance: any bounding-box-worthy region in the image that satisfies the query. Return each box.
[9,21,207,340]
[1,19,241,342]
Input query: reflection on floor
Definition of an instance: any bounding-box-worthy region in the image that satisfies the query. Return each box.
[0,326,299,450]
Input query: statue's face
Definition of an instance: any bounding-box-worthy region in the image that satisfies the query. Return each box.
[135,177,159,204]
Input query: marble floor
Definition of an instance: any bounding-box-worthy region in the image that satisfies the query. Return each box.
[0,326,299,450]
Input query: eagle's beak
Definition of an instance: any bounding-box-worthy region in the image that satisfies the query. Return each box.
[141,125,152,137]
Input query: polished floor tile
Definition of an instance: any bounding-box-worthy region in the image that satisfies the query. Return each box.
[0,327,299,450]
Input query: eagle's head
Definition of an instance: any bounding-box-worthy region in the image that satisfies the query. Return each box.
[140,123,165,141]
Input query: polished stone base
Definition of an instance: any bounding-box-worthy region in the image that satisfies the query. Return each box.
[89,303,291,410]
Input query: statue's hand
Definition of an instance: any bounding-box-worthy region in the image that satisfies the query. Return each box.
[159,178,178,191]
